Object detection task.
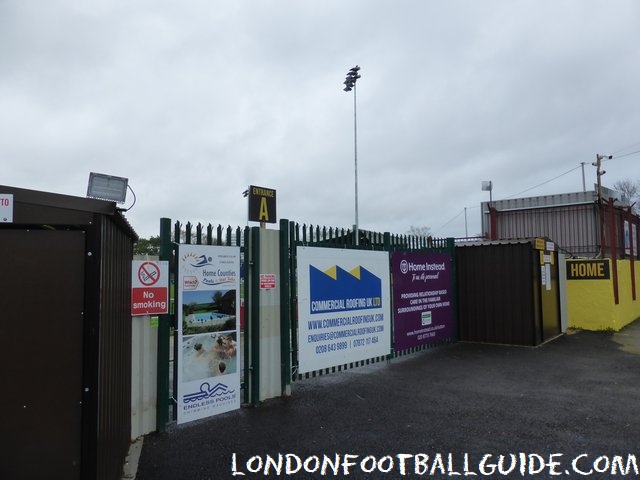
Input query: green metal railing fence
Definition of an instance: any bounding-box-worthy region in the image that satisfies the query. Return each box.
[156,217,456,429]
[282,220,457,381]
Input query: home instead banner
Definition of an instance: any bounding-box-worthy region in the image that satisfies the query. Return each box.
[391,251,454,351]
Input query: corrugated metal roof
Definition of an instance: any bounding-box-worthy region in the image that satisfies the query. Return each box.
[456,237,546,248]
[483,191,597,212]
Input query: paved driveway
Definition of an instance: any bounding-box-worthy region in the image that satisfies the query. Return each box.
[136,323,640,479]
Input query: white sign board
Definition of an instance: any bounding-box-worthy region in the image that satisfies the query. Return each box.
[296,246,391,373]
[0,194,13,222]
[177,244,241,424]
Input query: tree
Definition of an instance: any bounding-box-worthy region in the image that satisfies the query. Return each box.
[212,291,223,305]
[406,225,431,237]
[613,179,640,214]
[133,235,161,256]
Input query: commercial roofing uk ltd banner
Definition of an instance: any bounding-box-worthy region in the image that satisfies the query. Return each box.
[391,251,454,350]
[296,246,391,373]
[177,244,241,424]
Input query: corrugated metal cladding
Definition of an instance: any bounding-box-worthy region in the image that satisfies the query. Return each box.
[0,185,136,480]
[94,214,134,480]
[479,190,640,258]
[481,192,598,232]
[494,204,599,257]
[456,240,561,346]
[488,191,598,210]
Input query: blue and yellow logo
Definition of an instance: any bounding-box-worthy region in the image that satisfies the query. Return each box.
[309,265,382,314]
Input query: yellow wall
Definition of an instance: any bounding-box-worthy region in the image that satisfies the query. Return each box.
[567,259,640,331]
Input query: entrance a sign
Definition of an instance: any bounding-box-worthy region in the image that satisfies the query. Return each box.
[247,185,276,223]
[132,260,169,315]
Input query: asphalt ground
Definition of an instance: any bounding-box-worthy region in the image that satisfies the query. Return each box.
[135,322,640,480]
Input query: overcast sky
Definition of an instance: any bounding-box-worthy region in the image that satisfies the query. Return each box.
[2,1,639,239]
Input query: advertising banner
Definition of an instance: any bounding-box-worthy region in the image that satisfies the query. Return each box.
[391,251,454,350]
[177,244,241,424]
[297,246,391,373]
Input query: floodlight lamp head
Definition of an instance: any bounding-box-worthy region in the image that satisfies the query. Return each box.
[86,172,129,203]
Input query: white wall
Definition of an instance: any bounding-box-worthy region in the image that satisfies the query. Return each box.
[258,228,282,400]
[131,315,157,439]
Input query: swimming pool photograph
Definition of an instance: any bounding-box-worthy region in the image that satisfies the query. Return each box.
[181,289,237,336]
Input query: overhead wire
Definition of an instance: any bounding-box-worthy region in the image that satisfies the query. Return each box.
[432,164,582,234]
[432,204,481,235]
[505,164,583,199]
[603,149,640,161]
[611,140,640,156]
[433,209,465,233]
[431,143,640,235]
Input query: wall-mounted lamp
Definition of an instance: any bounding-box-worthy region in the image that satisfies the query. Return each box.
[86,172,129,203]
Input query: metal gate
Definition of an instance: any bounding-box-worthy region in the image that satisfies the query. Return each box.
[154,217,456,429]
[156,219,248,429]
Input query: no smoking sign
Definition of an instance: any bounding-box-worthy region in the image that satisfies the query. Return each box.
[138,261,161,286]
[132,260,169,315]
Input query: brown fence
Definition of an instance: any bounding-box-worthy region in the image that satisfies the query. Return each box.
[456,239,561,346]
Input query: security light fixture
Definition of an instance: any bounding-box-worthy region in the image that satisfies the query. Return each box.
[592,154,612,204]
[86,172,129,203]
[481,180,493,205]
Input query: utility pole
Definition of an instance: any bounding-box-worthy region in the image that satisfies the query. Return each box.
[464,207,468,237]
[581,162,586,192]
[593,153,611,260]
[592,154,612,203]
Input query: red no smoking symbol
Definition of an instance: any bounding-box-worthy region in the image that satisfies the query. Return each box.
[138,262,161,286]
